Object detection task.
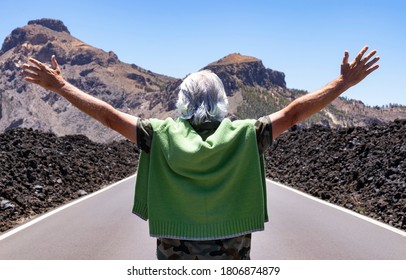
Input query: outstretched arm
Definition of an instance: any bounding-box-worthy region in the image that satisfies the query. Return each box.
[270,46,380,139]
[22,56,138,143]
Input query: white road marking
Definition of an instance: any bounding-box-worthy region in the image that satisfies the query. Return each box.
[0,175,136,241]
[267,179,406,237]
[1,175,404,241]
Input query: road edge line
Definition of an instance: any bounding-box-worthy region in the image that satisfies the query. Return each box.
[267,178,406,237]
[0,174,137,241]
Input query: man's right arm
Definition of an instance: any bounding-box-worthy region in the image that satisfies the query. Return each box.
[22,56,138,143]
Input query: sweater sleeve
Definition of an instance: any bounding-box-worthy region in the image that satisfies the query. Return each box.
[255,116,273,154]
[136,118,153,153]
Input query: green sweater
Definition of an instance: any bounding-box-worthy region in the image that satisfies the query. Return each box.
[132,118,268,240]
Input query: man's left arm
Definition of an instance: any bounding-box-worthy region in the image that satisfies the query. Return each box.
[269,46,380,140]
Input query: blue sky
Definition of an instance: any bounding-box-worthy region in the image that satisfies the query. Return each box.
[1,0,405,106]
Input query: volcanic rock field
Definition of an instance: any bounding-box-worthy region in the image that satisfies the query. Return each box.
[1,120,405,233]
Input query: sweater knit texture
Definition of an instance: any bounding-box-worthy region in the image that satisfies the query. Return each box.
[132,117,268,240]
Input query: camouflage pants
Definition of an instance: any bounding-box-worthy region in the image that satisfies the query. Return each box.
[156,234,252,260]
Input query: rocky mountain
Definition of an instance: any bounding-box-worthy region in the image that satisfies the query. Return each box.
[0,19,177,142]
[204,53,286,92]
[1,18,406,142]
[202,53,406,127]
[203,55,406,127]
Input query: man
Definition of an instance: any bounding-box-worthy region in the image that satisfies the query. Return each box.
[22,46,379,259]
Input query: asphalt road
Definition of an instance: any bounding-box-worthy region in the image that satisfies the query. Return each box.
[0,175,405,259]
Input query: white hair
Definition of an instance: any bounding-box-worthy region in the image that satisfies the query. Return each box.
[176,70,228,126]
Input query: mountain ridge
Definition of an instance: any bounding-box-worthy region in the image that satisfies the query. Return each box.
[1,18,405,142]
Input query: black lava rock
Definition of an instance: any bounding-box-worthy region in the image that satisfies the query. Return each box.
[1,120,405,233]
[0,128,138,232]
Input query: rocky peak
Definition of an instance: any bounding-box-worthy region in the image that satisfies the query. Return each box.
[208,53,260,66]
[203,53,286,94]
[1,19,70,55]
[27,18,70,34]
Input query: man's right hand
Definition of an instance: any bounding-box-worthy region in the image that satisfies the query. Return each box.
[22,55,66,92]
